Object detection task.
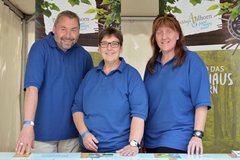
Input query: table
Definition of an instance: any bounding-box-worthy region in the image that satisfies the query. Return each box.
[0,152,238,160]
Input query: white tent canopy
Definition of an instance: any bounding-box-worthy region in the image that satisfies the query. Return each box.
[0,0,35,152]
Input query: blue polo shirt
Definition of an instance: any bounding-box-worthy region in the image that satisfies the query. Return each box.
[144,50,211,151]
[72,58,148,152]
[24,32,93,141]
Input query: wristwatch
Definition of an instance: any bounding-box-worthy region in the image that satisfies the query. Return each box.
[129,140,140,148]
[192,130,204,139]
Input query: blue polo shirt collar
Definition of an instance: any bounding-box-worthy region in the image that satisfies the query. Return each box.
[46,32,78,50]
[96,57,127,73]
[156,52,177,65]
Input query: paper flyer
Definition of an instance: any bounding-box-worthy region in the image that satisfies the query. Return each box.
[21,153,90,159]
[179,153,232,160]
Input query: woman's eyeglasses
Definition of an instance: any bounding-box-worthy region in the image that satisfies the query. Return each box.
[99,41,120,48]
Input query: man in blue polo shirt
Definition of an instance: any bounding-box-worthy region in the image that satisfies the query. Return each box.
[15,10,93,154]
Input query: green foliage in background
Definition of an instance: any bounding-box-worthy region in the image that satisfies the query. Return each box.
[85,0,121,29]
[37,0,120,29]
[159,0,202,14]
[36,0,60,17]
[198,49,240,153]
[36,0,91,17]
[160,0,240,21]
[208,1,240,21]
[68,0,92,6]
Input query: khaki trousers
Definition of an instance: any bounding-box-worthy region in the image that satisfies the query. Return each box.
[32,138,80,153]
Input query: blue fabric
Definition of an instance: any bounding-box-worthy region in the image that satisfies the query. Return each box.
[24,32,93,141]
[72,57,148,152]
[144,50,211,151]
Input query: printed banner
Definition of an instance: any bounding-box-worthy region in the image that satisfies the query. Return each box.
[44,0,98,34]
[169,0,221,36]
[170,0,240,153]
[36,0,120,53]
[199,50,240,153]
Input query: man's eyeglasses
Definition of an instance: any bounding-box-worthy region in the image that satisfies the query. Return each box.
[99,41,120,48]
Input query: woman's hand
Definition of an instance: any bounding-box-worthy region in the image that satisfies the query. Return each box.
[187,136,203,155]
[116,145,139,156]
[82,133,99,152]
